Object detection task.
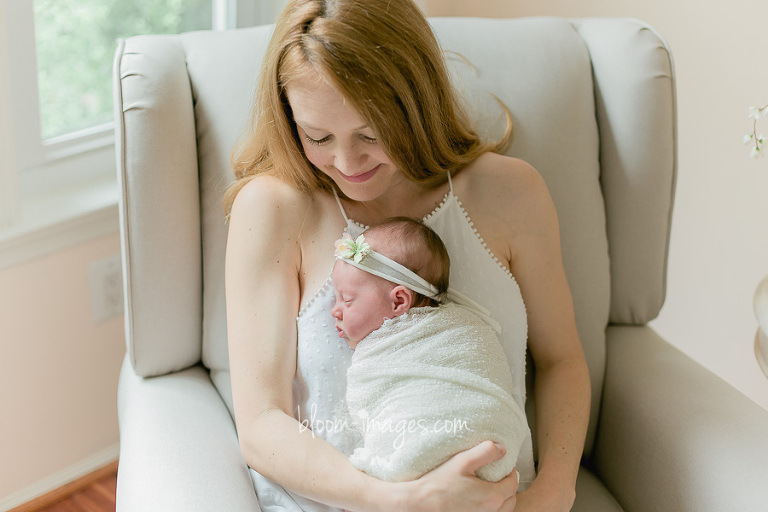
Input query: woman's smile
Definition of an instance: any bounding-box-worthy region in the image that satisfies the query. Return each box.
[338,164,381,183]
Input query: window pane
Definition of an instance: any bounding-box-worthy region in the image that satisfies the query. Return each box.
[34,0,212,140]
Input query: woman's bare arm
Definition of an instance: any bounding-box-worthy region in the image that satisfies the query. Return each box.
[225,175,518,512]
[461,155,591,511]
[226,176,380,509]
[505,163,591,511]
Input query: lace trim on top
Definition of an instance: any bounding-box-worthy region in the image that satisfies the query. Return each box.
[297,274,332,320]
[423,189,517,284]
[297,222,353,320]
[451,196,516,281]
[347,190,452,232]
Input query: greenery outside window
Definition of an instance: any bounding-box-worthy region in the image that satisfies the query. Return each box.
[34,0,213,141]
[0,0,280,268]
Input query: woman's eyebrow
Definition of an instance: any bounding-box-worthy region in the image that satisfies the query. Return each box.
[296,120,369,132]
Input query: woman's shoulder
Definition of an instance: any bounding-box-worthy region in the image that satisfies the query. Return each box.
[230,174,334,231]
[228,176,330,253]
[228,175,343,264]
[454,153,562,279]
[456,152,554,226]
[232,174,312,216]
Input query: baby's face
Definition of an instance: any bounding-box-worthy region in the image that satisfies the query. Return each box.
[331,261,398,348]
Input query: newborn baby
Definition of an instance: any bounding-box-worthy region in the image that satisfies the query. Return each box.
[331,217,528,483]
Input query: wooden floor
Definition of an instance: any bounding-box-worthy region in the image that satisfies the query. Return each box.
[9,462,117,512]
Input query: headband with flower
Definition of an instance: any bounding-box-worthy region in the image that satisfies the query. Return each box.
[332,232,502,333]
[334,233,371,263]
[334,232,439,298]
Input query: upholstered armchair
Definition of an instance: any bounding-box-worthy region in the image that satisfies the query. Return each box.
[113,17,768,511]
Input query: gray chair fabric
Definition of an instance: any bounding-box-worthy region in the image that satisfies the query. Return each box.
[114,17,768,511]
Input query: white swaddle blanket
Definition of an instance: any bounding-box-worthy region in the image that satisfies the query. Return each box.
[346,302,528,482]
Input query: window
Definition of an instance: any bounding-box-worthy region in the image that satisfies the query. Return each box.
[34,0,213,141]
[0,0,282,267]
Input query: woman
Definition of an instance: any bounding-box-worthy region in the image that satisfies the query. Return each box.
[224,1,590,510]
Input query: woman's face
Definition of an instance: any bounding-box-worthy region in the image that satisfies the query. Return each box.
[286,75,403,202]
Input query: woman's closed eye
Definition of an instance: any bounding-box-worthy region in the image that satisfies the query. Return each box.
[304,133,377,146]
[305,134,332,146]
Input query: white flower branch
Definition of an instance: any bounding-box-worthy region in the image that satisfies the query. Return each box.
[744,105,768,158]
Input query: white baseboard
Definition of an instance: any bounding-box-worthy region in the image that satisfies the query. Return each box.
[0,442,120,512]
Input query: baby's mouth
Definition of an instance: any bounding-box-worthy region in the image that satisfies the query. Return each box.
[335,325,346,338]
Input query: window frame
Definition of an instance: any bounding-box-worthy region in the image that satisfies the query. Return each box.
[0,0,275,268]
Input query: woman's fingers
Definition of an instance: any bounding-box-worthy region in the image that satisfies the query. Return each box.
[499,493,518,512]
[415,443,519,512]
[449,440,507,476]
[499,466,520,498]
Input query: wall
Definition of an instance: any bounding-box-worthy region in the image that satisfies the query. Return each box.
[422,0,768,409]
[0,232,124,506]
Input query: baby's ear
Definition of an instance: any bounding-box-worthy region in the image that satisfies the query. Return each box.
[391,285,414,314]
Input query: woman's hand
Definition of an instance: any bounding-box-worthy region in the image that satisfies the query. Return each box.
[395,441,519,512]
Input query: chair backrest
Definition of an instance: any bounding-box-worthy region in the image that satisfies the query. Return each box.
[114,17,676,457]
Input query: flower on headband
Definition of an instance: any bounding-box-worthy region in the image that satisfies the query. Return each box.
[334,233,371,263]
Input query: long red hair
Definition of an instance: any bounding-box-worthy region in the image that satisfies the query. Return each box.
[224,0,512,214]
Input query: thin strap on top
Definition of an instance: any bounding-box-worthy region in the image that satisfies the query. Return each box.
[331,187,351,224]
[332,174,451,226]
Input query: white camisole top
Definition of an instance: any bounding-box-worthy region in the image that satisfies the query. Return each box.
[249,174,534,511]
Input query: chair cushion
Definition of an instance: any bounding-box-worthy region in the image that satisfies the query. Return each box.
[573,466,625,512]
[179,26,274,376]
[117,358,259,512]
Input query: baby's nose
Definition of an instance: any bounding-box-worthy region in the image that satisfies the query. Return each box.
[331,303,342,320]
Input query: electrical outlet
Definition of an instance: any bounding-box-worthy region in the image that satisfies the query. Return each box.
[89,253,124,324]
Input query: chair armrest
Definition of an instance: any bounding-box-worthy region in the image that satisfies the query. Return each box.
[114,36,203,377]
[592,326,768,512]
[116,356,260,512]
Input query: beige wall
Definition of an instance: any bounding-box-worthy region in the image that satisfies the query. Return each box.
[423,0,768,409]
[0,232,124,501]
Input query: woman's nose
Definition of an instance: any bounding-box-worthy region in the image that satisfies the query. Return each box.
[333,142,365,174]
